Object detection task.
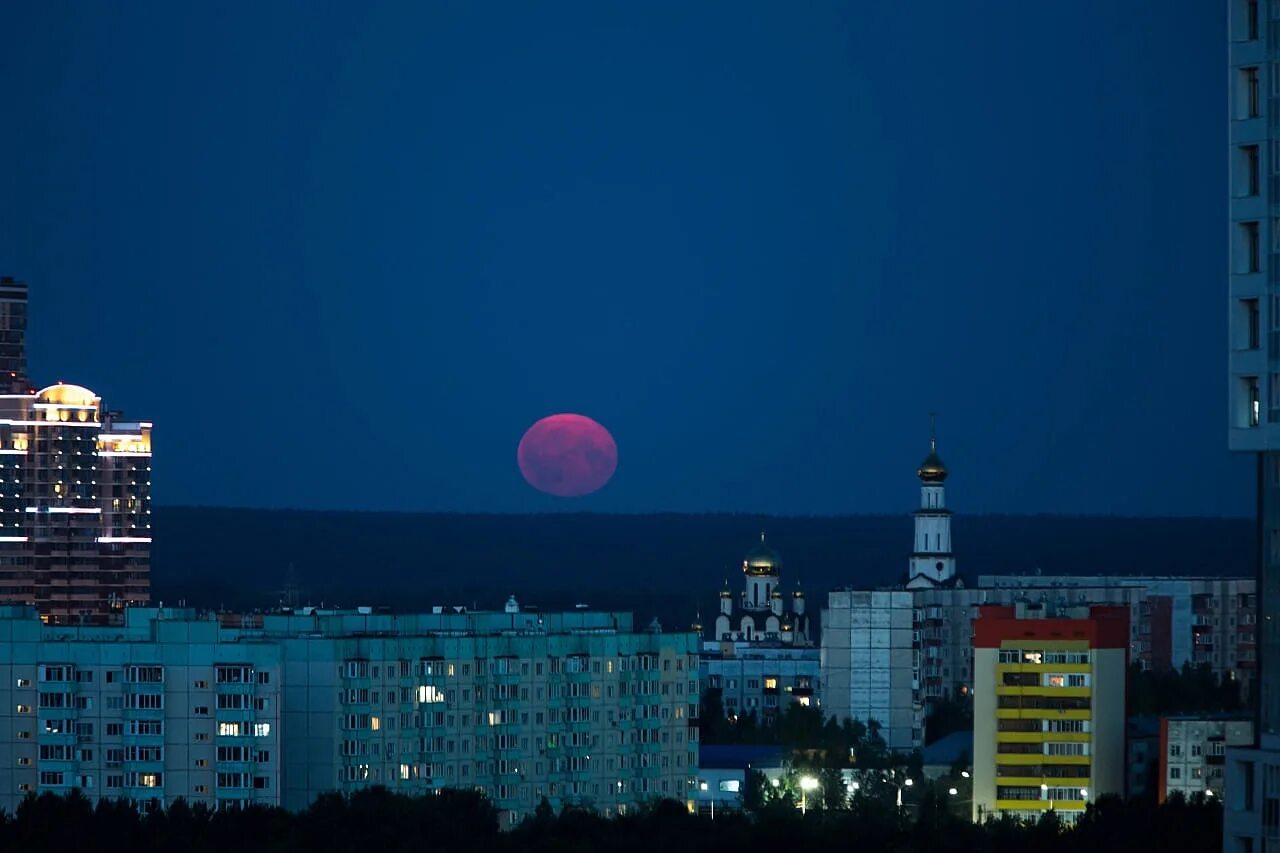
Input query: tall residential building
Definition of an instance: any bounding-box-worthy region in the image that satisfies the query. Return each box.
[0,278,28,390]
[970,603,1127,825]
[821,589,918,751]
[0,281,153,623]
[1225,3,1280,850]
[0,383,152,622]
[702,536,819,720]
[0,601,699,827]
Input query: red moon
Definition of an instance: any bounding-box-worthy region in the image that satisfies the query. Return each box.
[517,414,618,497]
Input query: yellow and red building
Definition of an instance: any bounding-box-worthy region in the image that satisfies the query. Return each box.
[971,603,1128,824]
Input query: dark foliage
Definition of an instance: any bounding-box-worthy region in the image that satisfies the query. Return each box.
[1129,662,1245,716]
[0,787,1222,853]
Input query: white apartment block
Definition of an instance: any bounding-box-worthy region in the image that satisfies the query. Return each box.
[1161,717,1252,803]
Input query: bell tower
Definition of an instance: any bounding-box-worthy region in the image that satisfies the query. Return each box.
[908,418,955,586]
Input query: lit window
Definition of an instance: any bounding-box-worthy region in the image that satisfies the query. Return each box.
[253,723,270,737]
[764,677,778,690]
[218,723,240,737]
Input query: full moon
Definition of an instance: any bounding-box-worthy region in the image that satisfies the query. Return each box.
[517,413,618,497]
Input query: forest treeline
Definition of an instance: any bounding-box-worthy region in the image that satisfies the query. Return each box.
[1,785,1223,853]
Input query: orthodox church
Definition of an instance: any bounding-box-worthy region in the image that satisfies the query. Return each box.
[711,534,813,647]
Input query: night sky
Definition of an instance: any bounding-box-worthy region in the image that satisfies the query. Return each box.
[0,2,1244,516]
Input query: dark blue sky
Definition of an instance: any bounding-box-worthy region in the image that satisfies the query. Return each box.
[0,2,1244,516]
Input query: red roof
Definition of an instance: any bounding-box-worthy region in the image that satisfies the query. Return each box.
[973,604,1129,650]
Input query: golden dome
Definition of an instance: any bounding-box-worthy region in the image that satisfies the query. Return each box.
[917,436,948,483]
[742,533,781,576]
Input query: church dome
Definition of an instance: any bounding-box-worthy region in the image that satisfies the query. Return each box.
[743,534,781,576]
[917,438,948,483]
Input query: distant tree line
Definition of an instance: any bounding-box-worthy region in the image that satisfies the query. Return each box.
[0,785,1223,853]
[698,690,922,772]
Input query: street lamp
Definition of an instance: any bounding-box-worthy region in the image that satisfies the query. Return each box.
[961,770,970,779]
[800,775,819,815]
[948,787,958,796]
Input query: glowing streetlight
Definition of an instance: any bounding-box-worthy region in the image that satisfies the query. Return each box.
[800,775,819,815]
[960,770,970,779]
[948,787,958,796]
[904,778,914,787]
[1080,788,1088,799]
[770,778,780,788]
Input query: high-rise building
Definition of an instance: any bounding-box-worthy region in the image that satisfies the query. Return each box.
[1225,3,1280,849]
[821,589,918,750]
[970,603,1127,825]
[0,282,153,623]
[0,277,28,391]
[0,601,699,827]
[0,383,152,622]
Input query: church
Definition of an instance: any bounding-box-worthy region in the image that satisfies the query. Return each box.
[713,534,813,646]
[699,535,819,722]
[905,427,960,590]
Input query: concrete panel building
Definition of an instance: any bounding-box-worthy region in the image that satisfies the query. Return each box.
[1224,3,1280,849]
[821,589,917,751]
[971,603,1128,825]
[0,601,699,828]
[1160,716,1253,803]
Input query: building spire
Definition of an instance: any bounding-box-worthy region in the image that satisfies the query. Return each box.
[929,412,937,452]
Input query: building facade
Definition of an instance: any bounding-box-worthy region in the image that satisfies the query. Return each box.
[970,603,1128,825]
[0,280,152,623]
[821,589,918,751]
[700,644,819,720]
[1161,716,1253,803]
[1225,3,1280,850]
[0,602,699,827]
[910,576,1255,716]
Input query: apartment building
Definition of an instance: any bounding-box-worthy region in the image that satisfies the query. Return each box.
[0,600,699,827]
[971,603,1128,825]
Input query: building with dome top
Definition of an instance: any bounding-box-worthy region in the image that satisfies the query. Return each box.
[0,280,152,623]
[700,534,820,722]
[906,427,957,590]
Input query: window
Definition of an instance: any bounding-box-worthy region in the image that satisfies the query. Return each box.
[1246,299,1262,349]
[1243,221,1262,273]
[1170,767,1182,780]
[124,665,163,684]
[216,665,252,684]
[39,772,65,786]
[1242,145,1262,196]
[253,723,271,737]
[1246,376,1262,428]
[218,722,242,737]
[1245,67,1262,118]
[718,779,741,793]
[1248,0,1260,41]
